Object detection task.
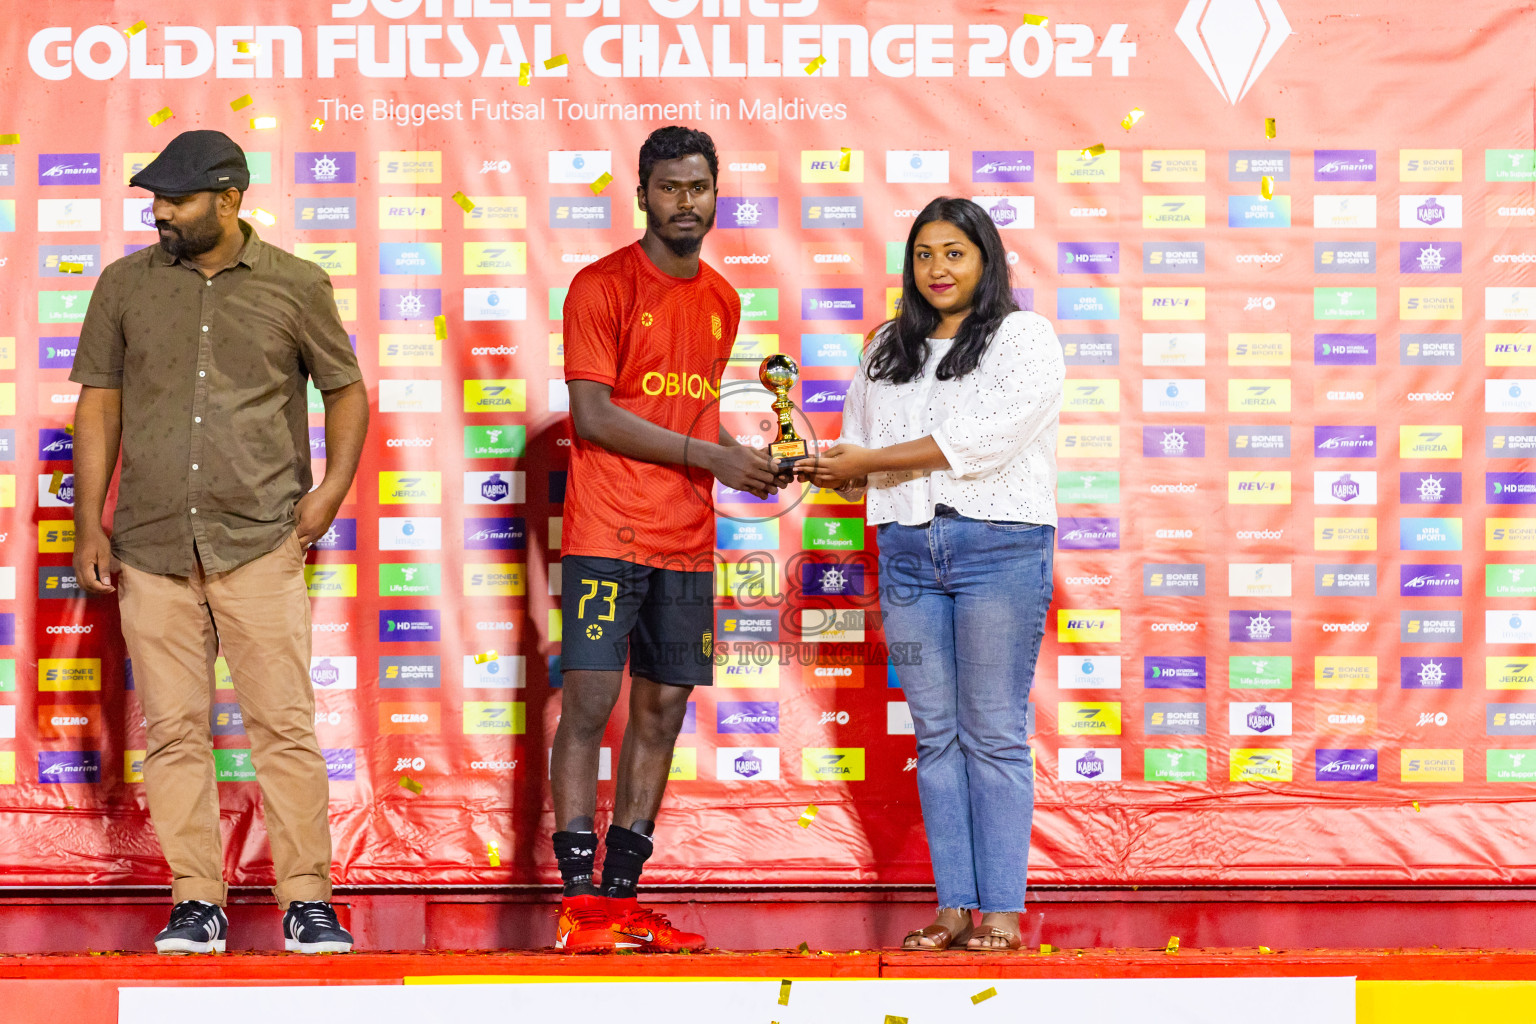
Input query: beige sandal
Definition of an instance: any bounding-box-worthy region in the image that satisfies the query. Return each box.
[965,925,1023,951]
[901,918,975,951]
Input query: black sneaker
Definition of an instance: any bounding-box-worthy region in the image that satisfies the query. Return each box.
[154,900,228,954]
[283,900,354,954]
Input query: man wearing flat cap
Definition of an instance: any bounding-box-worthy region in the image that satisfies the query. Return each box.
[71,129,369,954]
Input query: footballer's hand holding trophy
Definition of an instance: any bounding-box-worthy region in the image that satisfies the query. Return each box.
[758,354,809,474]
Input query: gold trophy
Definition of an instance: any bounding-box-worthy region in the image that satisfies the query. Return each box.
[759,354,809,473]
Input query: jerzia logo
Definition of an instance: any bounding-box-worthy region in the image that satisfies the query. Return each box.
[1176,0,1293,103]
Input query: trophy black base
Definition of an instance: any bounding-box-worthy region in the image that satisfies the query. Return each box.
[770,440,810,476]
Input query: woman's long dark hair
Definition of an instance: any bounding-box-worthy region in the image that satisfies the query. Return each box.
[864,196,1018,384]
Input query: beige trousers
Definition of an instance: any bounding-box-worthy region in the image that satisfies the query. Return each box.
[117,530,332,909]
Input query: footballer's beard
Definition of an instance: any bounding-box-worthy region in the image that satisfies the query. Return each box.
[647,207,715,257]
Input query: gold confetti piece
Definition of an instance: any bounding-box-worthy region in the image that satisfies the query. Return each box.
[1120,107,1145,131]
[125,20,147,37]
[839,147,852,172]
[1022,13,1049,25]
[65,425,75,435]
[230,94,254,112]
[310,118,325,132]
[435,315,450,342]
[59,262,84,274]
[590,171,613,195]
[1165,935,1181,954]
[797,803,818,828]
[1264,117,1277,139]
[0,134,18,145]
[804,55,826,75]
[250,116,277,130]
[1081,142,1107,158]
[971,987,998,1004]
[147,107,174,128]
[48,471,63,495]
[1261,174,1275,200]
[487,841,501,867]
[474,650,500,665]
[451,190,476,213]
[885,1017,909,1024]
[518,63,531,86]
[1040,942,1058,953]
[1413,801,1421,812]
[797,941,811,953]
[235,41,258,53]
[544,54,568,69]
[399,776,424,794]
[1258,945,1273,954]
[250,208,276,227]
[778,980,791,1005]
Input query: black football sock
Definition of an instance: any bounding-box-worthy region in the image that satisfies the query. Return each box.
[553,830,600,897]
[601,824,654,900]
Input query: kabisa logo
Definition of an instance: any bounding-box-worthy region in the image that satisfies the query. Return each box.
[481,473,510,502]
[734,750,763,778]
[1331,473,1361,502]
[1075,750,1106,779]
[987,198,1021,227]
[310,658,341,687]
[1418,198,1445,225]
[1176,0,1292,103]
[1246,704,1276,733]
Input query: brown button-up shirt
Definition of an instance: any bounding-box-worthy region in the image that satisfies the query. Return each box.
[70,222,362,576]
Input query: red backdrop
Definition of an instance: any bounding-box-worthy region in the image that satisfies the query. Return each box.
[1,0,1535,889]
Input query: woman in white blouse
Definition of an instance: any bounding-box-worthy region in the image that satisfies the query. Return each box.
[796,197,1064,951]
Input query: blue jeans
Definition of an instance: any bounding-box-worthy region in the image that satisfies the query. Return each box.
[878,509,1054,912]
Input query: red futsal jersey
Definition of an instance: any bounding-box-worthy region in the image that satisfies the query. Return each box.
[562,242,740,566]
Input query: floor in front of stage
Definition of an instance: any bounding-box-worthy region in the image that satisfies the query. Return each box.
[7,947,1536,1023]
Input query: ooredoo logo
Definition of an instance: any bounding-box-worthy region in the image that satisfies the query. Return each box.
[1177,0,1293,103]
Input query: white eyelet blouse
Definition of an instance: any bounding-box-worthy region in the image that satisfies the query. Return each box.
[836,310,1065,527]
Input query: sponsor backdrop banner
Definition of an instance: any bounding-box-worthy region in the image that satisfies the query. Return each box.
[0,0,1533,888]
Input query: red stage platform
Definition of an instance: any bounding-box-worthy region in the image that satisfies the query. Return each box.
[7,886,1536,954]
[4,946,1536,1024]
[7,890,1536,1023]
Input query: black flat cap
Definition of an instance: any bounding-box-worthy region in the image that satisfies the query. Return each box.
[130,130,249,196]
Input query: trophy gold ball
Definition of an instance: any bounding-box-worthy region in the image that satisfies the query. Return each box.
[759,353,800,392]
[759,355,809,472]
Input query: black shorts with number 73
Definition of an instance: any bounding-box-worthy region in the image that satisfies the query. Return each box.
[559,555,715,687]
